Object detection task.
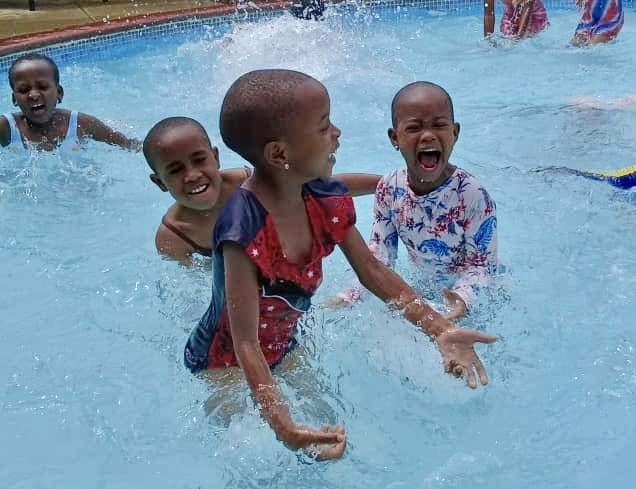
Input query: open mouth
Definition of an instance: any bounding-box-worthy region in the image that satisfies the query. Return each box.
[416,149,441,171]
[31,103,46,114]
[328,152,336,165]
[188,184,209,195]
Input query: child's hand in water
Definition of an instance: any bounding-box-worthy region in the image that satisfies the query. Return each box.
[322,296,350,309]
[442,287,467,321]
[322,286,361,309]
[293,424,346,461]
[313,425,347,461]
[435,327,497,388]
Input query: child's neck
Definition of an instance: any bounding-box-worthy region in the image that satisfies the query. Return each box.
[174,203,217,223]
[408,164,456,195]
[22,109,62,136]
[246,169,305,211]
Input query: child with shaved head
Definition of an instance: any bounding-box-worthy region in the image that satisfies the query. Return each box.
[336,81,498,321]
[143,116,379,265]
[183,70,497,460]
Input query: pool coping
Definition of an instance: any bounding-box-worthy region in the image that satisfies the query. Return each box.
[1,0,603,58]
[0,0,290,56]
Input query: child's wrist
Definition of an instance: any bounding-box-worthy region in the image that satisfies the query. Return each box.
[397,296,452,338]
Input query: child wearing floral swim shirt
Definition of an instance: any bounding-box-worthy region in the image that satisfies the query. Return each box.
[338,82,498,321]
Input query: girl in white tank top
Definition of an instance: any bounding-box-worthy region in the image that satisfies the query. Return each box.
[2,110,80,157]
[1,53,140,153]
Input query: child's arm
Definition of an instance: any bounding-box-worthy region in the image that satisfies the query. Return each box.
[332,173,381,196]
[223,243,346,459]
[484,0,495,36]
[367,178,399,267]
[0,115,10,147]
[77,113,142,152]
[339,226,497,388]
[155,222,194,266]
[220,166,252,192]
[448,189,498,315]
[332,179,398,306]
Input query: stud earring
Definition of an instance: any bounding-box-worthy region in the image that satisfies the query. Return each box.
[393,145,399,151]
[284,162,290,170]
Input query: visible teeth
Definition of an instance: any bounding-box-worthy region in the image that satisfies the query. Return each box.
[422,148,437,153]
[328,153,336,163]
[189,184,208,194]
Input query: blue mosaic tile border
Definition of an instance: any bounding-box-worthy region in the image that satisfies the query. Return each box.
[0,0,633,73]
[0,8,281,73]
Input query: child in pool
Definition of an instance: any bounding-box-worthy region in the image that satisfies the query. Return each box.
[0,53,140,152]
[571,0,624,45]
[500,0,548,38]
[336,82,498,321]
[184,69,497,460]
[144,116,381,265]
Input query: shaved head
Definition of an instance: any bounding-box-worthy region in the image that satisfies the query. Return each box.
[391,81,454,126]
[143,117,210,171]
[219,69,316,164]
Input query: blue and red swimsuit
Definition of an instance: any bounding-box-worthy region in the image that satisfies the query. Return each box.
[574,0,624,42]
[184,178,355,372]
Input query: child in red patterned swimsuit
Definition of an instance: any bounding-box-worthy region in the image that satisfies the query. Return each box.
[143,117,381,265]
[500,0,548,38]
[184,69,497,460]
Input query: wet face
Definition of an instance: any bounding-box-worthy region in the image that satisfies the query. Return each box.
[285,80,341,180]
[10,59,62,126]
[149,124,223,211]
[389,84,460,195]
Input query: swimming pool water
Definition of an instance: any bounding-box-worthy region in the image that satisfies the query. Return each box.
[2,6,636,488]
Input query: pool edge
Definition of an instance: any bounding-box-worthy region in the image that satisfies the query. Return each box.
[0,0,291,56]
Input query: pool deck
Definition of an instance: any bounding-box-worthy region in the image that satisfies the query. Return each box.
[0,0,283,55]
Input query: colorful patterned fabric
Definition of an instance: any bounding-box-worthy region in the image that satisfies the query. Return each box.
[184,178,355,372]
[500,0,548,37]
[369,167,498,307]
[574,0,624,41]
[570,165,636,189]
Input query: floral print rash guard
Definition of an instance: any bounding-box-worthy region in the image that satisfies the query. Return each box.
[368,167,498,307]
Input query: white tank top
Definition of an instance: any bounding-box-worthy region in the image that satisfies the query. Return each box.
[2,111,80,156]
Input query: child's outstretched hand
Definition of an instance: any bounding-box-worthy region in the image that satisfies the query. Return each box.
[288,423,346,461]
[442,287,467,321]
[313,425,347,461]
[435,327,497,388]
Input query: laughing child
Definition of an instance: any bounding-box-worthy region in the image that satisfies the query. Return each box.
[1,53,140,153]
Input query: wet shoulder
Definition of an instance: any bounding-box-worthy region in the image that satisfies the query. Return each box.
[0,113,12,146]
[451,167,496,207]
[303,177,350,197]
[213,188,267,249]
[378,168,406,188]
